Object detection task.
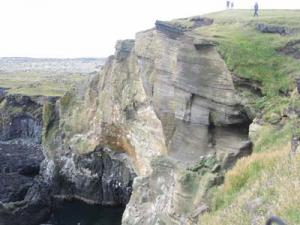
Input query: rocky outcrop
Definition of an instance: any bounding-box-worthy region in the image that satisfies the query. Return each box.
[256,23,292,35]
[135,19,251,167]
[0,93,50,225]
[0,181,51,225]
[48,147,136,206]
[40,17,252,225]
[0,93,44,143]
[0,140,43,203]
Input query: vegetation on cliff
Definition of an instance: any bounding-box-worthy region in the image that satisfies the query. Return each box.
[185,10,300,225]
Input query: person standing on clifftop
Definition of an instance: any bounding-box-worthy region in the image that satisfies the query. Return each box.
[254,2,259,16]
[226,1,230,9]
[231,1,234,9]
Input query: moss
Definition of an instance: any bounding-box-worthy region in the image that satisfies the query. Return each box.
[42,102,55,131]
[179,170,199,194]
[0,99,7,109]
[188,154,220,176]
[42,100,60,151]
[263,112,281,124]
[60,90,74,113]
[6,106,23,115]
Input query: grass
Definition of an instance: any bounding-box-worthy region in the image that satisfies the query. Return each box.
[0,71,89,97]
[184,10,300,224]
[200,144,300,225]
[190,10,300,118]
[211,149,285,211]
[253,122,292,152]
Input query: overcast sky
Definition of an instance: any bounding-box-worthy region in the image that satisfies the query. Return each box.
[0,0,299,58]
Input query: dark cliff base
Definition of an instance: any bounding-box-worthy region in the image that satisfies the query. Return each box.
[0,93,50,225]
[0,141,43,203]
[46,199,124,225]
[0,93,136,225]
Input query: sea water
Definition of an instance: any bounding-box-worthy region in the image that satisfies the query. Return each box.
[48,199,124,225]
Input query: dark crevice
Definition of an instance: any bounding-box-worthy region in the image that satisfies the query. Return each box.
[277,39,300,59]
[208,112,216,147]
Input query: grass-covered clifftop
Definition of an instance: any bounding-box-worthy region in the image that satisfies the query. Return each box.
[180,10,300,225]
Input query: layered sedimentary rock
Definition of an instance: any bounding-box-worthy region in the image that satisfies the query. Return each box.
[40,17,252,224]
[123,20,252,224]
[135,21,251,167]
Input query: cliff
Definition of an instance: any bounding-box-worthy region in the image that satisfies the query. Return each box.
[42,13,253,225]
[44,10,300,225]
[2,9,300,225]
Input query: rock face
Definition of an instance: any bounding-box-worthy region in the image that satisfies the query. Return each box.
[49,147,136,206]
[0,141,43,203]
[0,181,52,225]
[256,23,292,35]
[135,21,251,167]
[42,17,252,224]
[0,94,43,143]
[0,94,45,197]
[0,93,50,225]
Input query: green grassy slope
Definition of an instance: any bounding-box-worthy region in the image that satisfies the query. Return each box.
[189,10,300,225]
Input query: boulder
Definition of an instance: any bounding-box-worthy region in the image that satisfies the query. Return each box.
[256,23,291,35]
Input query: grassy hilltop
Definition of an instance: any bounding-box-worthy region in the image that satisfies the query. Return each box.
[179,10,300,225]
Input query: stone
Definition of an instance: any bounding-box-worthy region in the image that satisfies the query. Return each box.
[245,198,263,213]
[296,78,300,94]
[0,94,47,225]
[266,113,281,124]
[155,20,185,39]
[249,118,264,142]
[291,134,300,155]
[256,23,291,35]
[50,147,136,206]
[191,204,210,218]
[115,39,135,61]
[0,181,52,225]
[0,95,44,143]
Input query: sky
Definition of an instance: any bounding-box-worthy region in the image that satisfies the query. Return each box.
[0,0,299,58]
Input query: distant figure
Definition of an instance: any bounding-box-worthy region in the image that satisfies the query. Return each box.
[231,1,234,9]
[226,1,230,9]
[254,2,259,17]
